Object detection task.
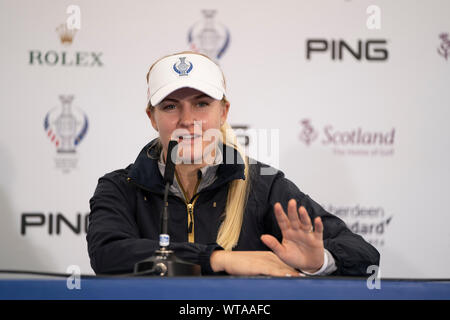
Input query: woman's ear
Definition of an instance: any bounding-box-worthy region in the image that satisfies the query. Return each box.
[221,100,230,125]
[146,108,158,132]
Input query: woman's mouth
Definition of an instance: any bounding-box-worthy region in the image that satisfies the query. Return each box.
[177,134,202,142]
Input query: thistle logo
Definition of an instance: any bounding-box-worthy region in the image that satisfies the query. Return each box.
[299,119,318,146]
[173,57,193,76]
[44,95,88,172]
[188,10,230,61]
[438,33,450,60]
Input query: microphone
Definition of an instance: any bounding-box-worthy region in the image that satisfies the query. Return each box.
[163,140,177,184]
[160,140,177,247]
[133,140,201,277]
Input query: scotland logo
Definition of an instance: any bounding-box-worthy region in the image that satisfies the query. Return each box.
[188,10,230,61]
[44,95,88,172]
[173,57,193,76]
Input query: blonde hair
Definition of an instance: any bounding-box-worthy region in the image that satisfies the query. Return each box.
[215,122,250,250]
[146,51,250,250]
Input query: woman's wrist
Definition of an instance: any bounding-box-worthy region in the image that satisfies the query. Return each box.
[300,250,327,275]
[210,250,227,272]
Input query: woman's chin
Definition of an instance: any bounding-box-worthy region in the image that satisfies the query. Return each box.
[177,155,204,165]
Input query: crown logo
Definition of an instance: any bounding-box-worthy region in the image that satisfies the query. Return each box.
[56,23,77,46]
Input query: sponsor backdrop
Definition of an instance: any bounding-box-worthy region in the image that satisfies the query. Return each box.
[0,0,449,278]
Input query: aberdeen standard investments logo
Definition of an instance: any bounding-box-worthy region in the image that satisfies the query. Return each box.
[299,119,395,157]
[44,95,88,172]
[325,204,392,248]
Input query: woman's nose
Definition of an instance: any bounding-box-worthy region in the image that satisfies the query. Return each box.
[179,105,195,127]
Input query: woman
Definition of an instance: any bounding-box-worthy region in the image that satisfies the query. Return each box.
[87,51,379,276]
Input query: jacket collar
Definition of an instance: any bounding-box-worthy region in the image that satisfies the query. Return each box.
[127,138,245,194]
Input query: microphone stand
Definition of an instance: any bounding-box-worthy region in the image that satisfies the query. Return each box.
[134,141,201,276]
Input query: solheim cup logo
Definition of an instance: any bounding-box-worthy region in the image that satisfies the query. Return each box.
[44,95,88,172]
[173,57,193,76]
[188,10,230,61]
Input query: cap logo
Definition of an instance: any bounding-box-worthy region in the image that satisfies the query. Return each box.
[173,57,193,76]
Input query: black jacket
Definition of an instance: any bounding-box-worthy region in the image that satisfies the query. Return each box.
[87,140,380,275]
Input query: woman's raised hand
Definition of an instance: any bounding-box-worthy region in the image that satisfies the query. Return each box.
[261,199,325,274]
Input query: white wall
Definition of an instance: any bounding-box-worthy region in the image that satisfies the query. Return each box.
[0,0,449,278]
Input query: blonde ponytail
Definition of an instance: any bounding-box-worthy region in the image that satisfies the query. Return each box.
[216,121,251,250]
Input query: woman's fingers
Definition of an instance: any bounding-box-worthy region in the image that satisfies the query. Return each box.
[261,251,301,277]
[261,236,306,277]
[219,250,301,277]
[298,205,313,232]
[272,269,302,278]
[287,199,301,230]
[260,234,286,257]
[274,201,321,239]
[273,202,291,236]
[314,216,324,238]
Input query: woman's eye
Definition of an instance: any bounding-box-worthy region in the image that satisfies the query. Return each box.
[162,104,176,111]
[196,101,209,107]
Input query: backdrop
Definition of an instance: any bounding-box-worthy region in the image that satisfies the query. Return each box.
[0,0,449,278]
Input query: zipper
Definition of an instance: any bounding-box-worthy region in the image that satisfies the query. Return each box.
[128,174,202,243]
[175,170,202,243]
[186,196,200,242]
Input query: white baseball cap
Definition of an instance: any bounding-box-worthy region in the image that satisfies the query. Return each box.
[147,53,226,106]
